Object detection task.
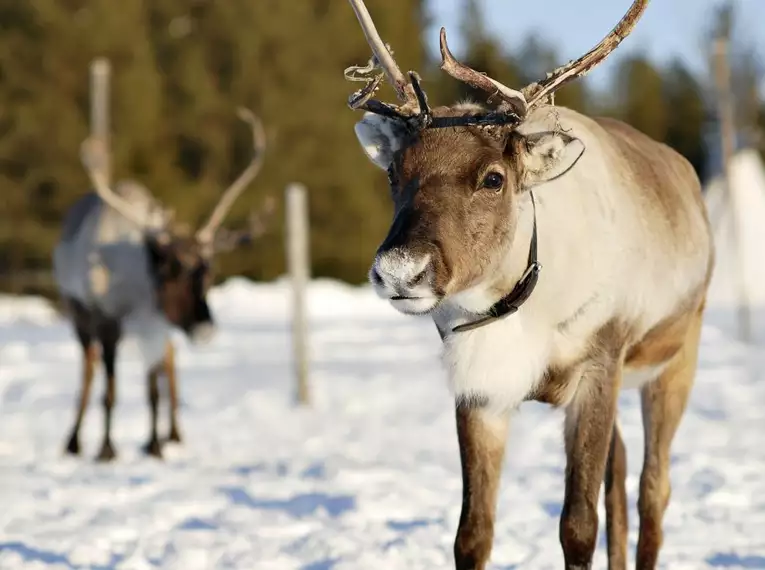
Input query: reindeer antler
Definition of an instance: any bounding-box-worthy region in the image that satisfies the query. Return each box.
[344,0,422,117]
[344,0,650,126]
[195,108,267,250]
[439,28,529,117]
[80,137,170,235]
[522,0,650,107]
[212,196,276,253]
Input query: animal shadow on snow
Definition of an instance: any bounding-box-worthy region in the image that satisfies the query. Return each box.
[707,553,765,569]
[218,486,356,518]
[0,542,123,570]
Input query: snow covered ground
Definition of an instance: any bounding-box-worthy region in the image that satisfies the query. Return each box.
[0,277,763,569]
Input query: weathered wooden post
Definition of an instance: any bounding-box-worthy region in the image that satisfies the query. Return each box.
[713,35,752,342]
[89,57,112,184]
[286,183,311,405]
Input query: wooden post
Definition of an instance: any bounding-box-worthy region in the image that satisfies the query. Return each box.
[89,57,112,184]
[286,183,311,405]
[713,36,752,342]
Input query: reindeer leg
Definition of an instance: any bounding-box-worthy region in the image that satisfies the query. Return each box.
[164,340,182,443]
[636,309,701,570]
[65,301,96,456]
[604,421,628,570]
[142,365,163,459]
[95,318,121,462]
[560,344,623,570]
[453,404,510,570]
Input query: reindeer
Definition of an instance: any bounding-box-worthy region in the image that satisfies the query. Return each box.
[343,1,714,568]
[53,108,272,462]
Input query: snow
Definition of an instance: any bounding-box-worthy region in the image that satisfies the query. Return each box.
[1,278,764,569]
[705,149,765,341]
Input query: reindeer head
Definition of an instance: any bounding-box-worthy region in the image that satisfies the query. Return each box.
[81,108,274,341]
[344,0,648,316]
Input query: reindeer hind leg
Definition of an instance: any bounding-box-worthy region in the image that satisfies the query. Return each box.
[142,364,163,458]
[635,306,702,569]
[164,339,182,444]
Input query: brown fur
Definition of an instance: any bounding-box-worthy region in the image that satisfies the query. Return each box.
[145,365,163,458]
[139,342,182,459]
[137,341,183,459]
[636,303,703,568]
[454,406,509,570]
[165,340,182,443]
[146,236,213,335]
[558,319,627,568]
[454,287,707,570]
[368,101,711,569]
[594,116,711,253]
[380,106,529,297]
[626,301,699,369]
[532,299,705,570]
[531,362,583,407]
[605,424,628,569]
[65,335,97,456]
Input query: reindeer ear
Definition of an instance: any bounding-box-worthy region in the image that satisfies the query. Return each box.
[354,112,408,170]
[520,131,585,189]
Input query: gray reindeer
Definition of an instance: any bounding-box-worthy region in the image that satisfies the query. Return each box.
[53,108,272,461]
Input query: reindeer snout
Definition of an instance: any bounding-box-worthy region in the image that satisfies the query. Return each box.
[371,249,432,294]
[190,321,216,345]
[369,248,440,315]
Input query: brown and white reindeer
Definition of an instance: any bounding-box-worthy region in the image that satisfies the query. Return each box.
[343,1,714,568]
[53,108,273,462]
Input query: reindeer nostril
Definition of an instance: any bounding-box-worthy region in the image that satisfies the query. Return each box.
[407,267,429,288]
[370,267,383,286]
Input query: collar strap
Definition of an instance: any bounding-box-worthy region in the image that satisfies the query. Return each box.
[450,192,542,334]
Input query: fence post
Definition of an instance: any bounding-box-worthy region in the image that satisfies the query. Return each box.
[286,183,311,405]
[90,57,111,184]
[713,36,751,343]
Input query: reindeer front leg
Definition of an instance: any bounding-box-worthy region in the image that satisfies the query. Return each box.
[453,404,510,570]
[560,354,622,570]
[164,340,182,443]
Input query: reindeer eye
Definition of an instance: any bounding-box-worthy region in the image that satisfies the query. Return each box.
[481,172,504,191]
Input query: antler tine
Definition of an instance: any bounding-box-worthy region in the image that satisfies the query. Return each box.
[346,0,417,109]
[212,196,276,253]
[80,137,158,231]
[242,195,276,241]
[524,0,650,108]
[439,28,528,118]
[196,107,266,247]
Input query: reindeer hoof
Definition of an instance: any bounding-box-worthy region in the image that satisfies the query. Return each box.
[167,428,182,444]
[95,441,116,462]
[65,435,81,455]
[143,438,163,459]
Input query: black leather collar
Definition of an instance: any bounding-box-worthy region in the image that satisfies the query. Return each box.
[450,191,542,334]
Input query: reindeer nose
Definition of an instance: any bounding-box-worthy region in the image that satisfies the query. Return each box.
[369,266,384,286]
[370,264,427,290]
[406,266,429,288]
[370,249,433,295]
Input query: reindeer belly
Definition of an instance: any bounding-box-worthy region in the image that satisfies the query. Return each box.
[621,363,669,390]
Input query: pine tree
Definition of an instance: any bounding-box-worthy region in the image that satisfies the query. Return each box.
[663,60,709,176]
[613,55,668,143]
[0,0,426,294]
